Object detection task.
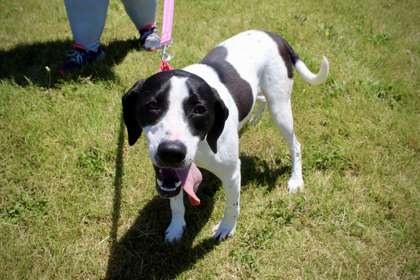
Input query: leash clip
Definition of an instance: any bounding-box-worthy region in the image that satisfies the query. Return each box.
[160,44,173,71]
[161,44,172,62]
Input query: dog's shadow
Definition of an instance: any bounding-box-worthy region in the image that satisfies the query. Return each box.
[106,117,290,279]
[0,38,140,88]
[106,173,221,279]
[241,154,291,191]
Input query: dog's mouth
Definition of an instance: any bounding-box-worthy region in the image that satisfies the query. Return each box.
[154,163,202,206]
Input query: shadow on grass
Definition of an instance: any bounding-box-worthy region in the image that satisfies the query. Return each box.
[241,154,290,191]
[0,38,140,88]
[106,117,289,278]
[106,174,221,279]
[108,114,126,258]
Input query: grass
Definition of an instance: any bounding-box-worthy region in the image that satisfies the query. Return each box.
[0,0,419,279]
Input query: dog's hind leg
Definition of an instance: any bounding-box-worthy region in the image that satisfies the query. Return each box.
[263,78,304,193]
[249,95,266,125]
[165,190,186,243]
[271,99,304,192]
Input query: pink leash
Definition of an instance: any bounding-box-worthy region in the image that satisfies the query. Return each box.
[159,0,175,71]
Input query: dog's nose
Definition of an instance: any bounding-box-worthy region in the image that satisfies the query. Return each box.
[157,140,187,166]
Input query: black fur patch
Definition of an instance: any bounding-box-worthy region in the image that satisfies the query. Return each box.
[264,31,299,78]
[182,71,229,153]
[122,71,178,145]
[201,46,253,122]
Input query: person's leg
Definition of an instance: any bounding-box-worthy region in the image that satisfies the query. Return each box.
[122,0,161,50]
[64,0,109,51]
[60,0,109,73]
[122,0,157,31]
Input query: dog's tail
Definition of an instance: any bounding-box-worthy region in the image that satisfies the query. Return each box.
[284,41,329,85]
[294,56,329,85]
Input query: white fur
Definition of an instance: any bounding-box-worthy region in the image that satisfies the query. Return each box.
[295,56,329,85]
[165,190,186,242]
[142,30,329,242]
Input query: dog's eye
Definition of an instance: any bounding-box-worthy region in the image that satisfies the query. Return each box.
[193,104,207,115]
[145,100,159,111]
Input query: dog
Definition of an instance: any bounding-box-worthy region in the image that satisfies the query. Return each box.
[122,30,329,242]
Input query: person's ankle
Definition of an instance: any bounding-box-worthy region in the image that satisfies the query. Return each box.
[140,23,156,34]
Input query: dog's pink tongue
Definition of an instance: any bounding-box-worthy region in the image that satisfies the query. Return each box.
[176,163,202,206]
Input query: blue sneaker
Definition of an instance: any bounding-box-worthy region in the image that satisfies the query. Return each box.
[59,43,105,75]
[140,26,161,51]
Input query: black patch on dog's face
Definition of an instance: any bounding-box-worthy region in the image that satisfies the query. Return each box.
[122,71,177,145]
[136,73,171,127]
[200,46,253,122]
[264,31,299,79]
[182,73,229,153]
[182,77,214,140]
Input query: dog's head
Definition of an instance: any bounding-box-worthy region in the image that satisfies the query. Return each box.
[122,70,228,198]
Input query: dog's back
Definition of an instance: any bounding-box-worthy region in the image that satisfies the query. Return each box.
[184,30,328,128]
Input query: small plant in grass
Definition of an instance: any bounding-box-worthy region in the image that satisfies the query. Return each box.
[2,192,48,224]
[77,146,113,178]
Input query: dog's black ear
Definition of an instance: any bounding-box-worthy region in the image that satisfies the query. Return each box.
[122,80,145,146]
[206,89,229,153]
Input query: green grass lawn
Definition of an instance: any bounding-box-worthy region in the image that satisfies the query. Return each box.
[1,0,419,279]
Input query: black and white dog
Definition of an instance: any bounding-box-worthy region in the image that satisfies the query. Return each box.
[122,30,329,242]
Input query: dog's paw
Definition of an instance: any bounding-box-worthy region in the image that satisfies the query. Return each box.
[287,177,304,193]
[165,219,186,243]
[212,220,236,241]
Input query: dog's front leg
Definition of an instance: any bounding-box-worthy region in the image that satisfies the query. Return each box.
[165,190,186,243]
[212,159,241,240]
